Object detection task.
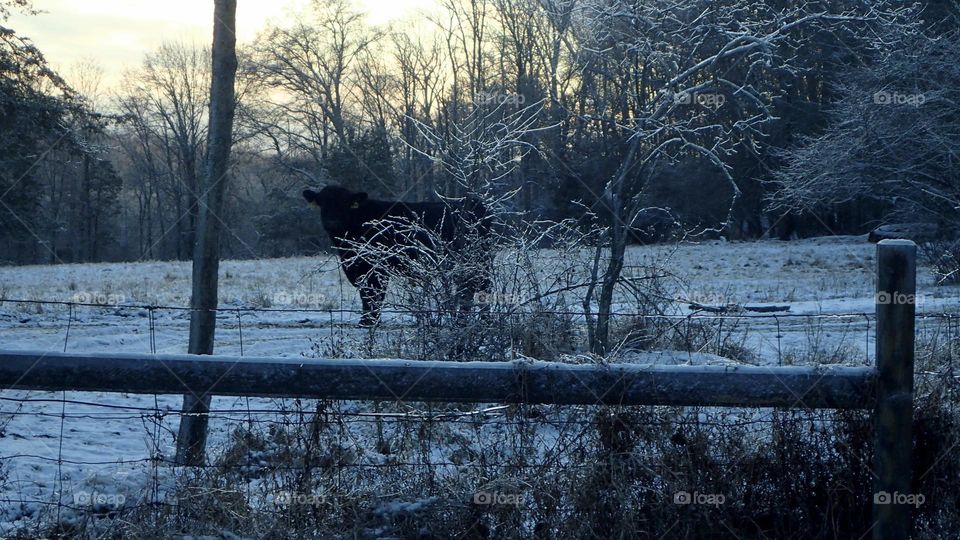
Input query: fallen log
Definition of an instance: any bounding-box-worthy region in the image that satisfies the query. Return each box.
[687,303,791,313]
[868,223,938,243]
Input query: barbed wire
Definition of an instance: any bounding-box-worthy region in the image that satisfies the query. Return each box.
[0,295,903,319]
[0,295,956,534]
[4,294,958,323]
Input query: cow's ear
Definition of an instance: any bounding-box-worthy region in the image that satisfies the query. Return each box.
[303,189,321,207]
[350,192,368,209]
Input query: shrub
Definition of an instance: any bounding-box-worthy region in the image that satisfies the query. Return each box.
[921,239,960,285]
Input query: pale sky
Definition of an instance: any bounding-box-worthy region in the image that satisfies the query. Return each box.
[7,0,438,91]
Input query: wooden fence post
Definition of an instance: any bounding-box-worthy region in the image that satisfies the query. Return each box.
[873,239,916,540]
[176,0,238,466]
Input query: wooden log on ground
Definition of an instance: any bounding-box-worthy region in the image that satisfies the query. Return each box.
[687,303,790,313]
[868,223,938,243]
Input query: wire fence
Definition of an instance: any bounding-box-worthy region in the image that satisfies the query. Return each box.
[0,295,919,359]
[6,294,960,366]
[1,297,958,537]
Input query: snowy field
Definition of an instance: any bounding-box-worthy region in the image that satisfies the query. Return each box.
[1,234,958,531]
[2,234,957,362]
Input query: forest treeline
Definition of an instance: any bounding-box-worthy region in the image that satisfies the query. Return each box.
[0,0,957,264]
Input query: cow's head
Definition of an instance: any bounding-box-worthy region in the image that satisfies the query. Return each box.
[303,186,368,234]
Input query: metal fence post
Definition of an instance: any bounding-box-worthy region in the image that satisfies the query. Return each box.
[873,239,916,539]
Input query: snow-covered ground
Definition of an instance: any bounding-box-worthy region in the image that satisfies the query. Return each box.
[2,234,956,360]
[1,235,957,532]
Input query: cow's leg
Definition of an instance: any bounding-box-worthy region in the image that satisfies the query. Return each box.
[472,266,494,315]
[458,247,494,315]
[340,256,385,328]
[358,272,388,328]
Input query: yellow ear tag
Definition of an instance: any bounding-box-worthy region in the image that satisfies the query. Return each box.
[350,201,360,209]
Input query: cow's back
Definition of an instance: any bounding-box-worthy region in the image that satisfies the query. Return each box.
[359,198,488,244]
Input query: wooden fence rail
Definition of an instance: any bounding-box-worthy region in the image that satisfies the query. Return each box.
[0,351,875,408]
[0,240,918,538]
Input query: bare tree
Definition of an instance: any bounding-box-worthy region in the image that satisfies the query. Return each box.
[0,21,119,264]
[571,0,907,353]
[0,0,36,21]
[770,20,959,283]
[389,30,446,199]
[770,24,953,225]
[117,43,210,259]
[251,0,380,172]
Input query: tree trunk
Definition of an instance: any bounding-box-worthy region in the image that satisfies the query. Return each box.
[176,0,238,466]
[590,138,640,355]
[594,219,626,355]
[80,154,91,261]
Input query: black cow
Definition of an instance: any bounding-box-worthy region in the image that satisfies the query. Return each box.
[303,185,492,327]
